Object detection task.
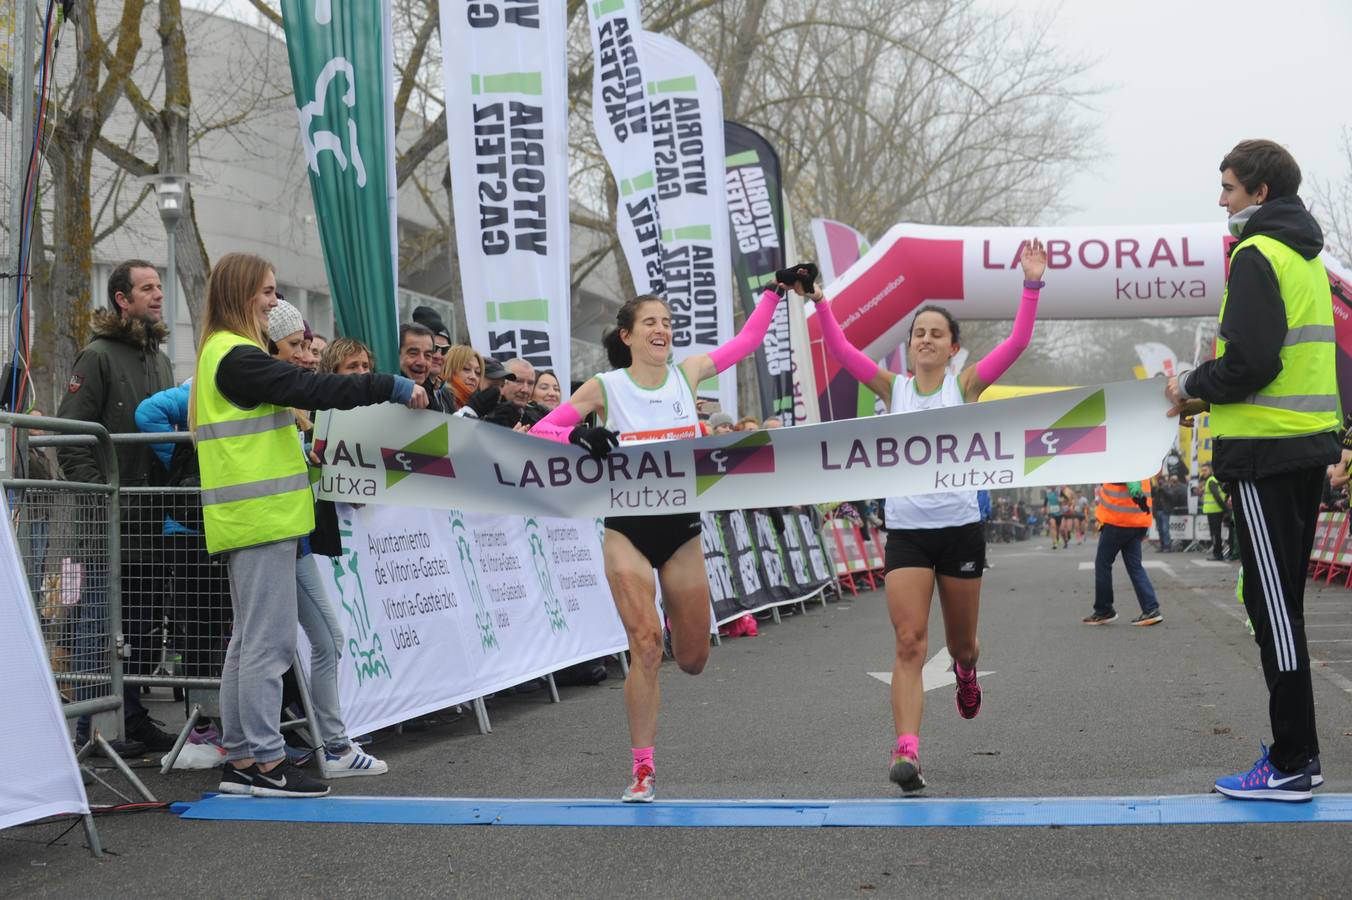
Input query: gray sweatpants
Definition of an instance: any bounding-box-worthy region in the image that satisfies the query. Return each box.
[220,539,298,764]
[296,552,350,754]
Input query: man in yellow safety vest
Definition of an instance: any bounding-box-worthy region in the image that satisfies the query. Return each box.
[1167,140,1339,802]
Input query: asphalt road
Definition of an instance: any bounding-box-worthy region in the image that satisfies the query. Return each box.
[5,536,1351,898]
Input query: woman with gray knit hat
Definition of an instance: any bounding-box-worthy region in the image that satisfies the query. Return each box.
[266,299,389,780]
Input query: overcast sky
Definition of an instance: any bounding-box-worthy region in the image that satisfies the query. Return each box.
[997,0,1352,227]
[188,0,1350,232]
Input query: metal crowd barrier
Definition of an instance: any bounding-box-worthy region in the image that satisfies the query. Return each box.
[3,413,138,854]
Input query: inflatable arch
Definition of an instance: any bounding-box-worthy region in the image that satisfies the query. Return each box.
[806,223,1352,421]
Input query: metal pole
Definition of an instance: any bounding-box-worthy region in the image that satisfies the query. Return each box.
[472,696,491,734]
[6,0,36,357]
[81,814,104,859]
[165,225,177,380]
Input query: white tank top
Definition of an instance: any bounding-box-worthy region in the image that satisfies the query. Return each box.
[884,372,981,530]
[595,364,701,443]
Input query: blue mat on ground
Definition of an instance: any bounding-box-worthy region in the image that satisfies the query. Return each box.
[173,793,1352,828]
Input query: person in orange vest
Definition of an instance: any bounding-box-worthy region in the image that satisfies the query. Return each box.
[1083,481,1163,626]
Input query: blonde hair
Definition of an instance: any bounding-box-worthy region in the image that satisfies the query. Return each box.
[189,253,274,430]
[443,344,484,407]
[319,336,375,374]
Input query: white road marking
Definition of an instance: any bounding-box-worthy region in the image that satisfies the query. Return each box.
[1191,559,1235,568]
[1189,588,1352,694]
[1078,561,1174,576]
[868,647,993,691]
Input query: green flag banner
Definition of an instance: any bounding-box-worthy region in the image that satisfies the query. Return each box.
[281,0,400,372]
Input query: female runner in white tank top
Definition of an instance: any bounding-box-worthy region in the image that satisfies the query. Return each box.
[799,239,1046,792]
[531,290,782,802]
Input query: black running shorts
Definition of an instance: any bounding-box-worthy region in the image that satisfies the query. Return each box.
[884,521,986,579]
[605,513,702,569]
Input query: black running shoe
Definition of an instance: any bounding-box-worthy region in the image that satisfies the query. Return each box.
[218,763,259,796]
[1082,611,1118,625]
[126,713,178,752]
[888,751,926,792]
[1131,609,1163,626]
[249,761,330,798]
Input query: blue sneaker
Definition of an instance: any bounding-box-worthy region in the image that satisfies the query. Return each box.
[1213,744,1312,802]
[1308,756,1323,788]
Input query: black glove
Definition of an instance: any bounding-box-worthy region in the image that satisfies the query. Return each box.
[775,262,819,293]
[483,400,522,428]
[569,424,620,460]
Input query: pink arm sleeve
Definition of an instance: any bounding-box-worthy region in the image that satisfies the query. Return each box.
[973,287,1040,385]
[707,289,781,374]
[815,298,879,383]
[528,400,584,443]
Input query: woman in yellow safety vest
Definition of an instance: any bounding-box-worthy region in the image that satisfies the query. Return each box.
[189,253,428,799]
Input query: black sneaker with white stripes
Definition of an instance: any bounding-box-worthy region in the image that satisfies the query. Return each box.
[218,763,258,796]
[249,760,330,798]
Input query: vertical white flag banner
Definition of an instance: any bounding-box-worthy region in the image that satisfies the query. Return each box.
[1134,341,1178,378]
[640,31,735,414]
[783,205,820,424]
[0,493,89,829]
[810,217,870,285]
[442,2,570,388]
[586,0,664,296]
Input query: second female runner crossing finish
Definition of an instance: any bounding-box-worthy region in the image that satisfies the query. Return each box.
[799,239,1047,791]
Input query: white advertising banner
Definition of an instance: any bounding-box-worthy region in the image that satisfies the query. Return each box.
[441,1,570,387]
[313,504,626,739]
[315,379,1177,517]
[1147,514,1211,543]
[587,0,664,296]
[0,493,89,829]
[640,31,735,413]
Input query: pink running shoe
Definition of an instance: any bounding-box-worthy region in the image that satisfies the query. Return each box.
[622,764,655,802]
[954,663,982,719]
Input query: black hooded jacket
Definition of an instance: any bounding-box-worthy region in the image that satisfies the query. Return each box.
[57,311,174,485]
[1183,196,1340,481]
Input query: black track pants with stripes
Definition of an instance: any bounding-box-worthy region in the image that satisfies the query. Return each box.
[1229,468,1322,773]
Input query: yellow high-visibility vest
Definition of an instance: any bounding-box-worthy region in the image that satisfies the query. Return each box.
[195,331,313,554]
[1211,234,1339,440]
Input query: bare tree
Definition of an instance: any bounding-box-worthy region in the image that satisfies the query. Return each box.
[1314,128,1352,268]
[30,2,148,413]
[116,0,213,337]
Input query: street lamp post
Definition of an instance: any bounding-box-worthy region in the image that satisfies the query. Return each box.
[145,175,188,380]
